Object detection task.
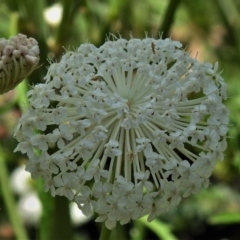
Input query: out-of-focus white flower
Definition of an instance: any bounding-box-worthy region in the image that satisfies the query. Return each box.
[0,34,39,94]
[14,36,229,229]
[10,165,32,195]
[18,192,42,225]
[44,3,63,27]
[13,168,91,226]
[70,202,93,226]
[18,194,92,226]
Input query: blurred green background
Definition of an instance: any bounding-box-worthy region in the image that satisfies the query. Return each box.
[0,0,239,239]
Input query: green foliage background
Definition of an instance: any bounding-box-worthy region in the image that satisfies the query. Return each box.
[0,0,239,239]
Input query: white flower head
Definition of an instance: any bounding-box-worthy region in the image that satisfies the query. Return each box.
[0,34,39,94]
[14,35,229,229]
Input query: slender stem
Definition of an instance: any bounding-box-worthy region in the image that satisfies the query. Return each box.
[99,223,112,240]
[138,216,177,240]
[160,0,182,38]
[0,149,29,240]
[16,79,29,112]
[215,0,240,55]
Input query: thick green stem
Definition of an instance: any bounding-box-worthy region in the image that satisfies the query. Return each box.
[99,223,112,240]
[0,149,29,240]
[111,222,127,240]
[50,196,73,240]
[37,179,54,240]
[160,0,182,38]
[55,0,84,58]
[131,220,145,240]
[17,0,47,38]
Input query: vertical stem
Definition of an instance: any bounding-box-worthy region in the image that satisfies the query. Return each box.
[55,0,84,58]
[16,0,47,38]
[215,0,240,56]
[131,220,145,240]
[160,0,182,38]
[0,9,30,240]
[17,0,49,86]
[37,179,54,240]
[50,196,73,240]
[99,223,112,240]
[111,222,127,240]
[0,149,29,240]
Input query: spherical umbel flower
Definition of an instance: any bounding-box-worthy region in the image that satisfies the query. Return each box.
[0,33,39,94]
[14,36,229,229]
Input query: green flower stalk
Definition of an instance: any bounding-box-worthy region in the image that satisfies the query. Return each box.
[0,34,39,94]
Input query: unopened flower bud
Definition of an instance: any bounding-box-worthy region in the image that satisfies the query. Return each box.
[0,33,39,94]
